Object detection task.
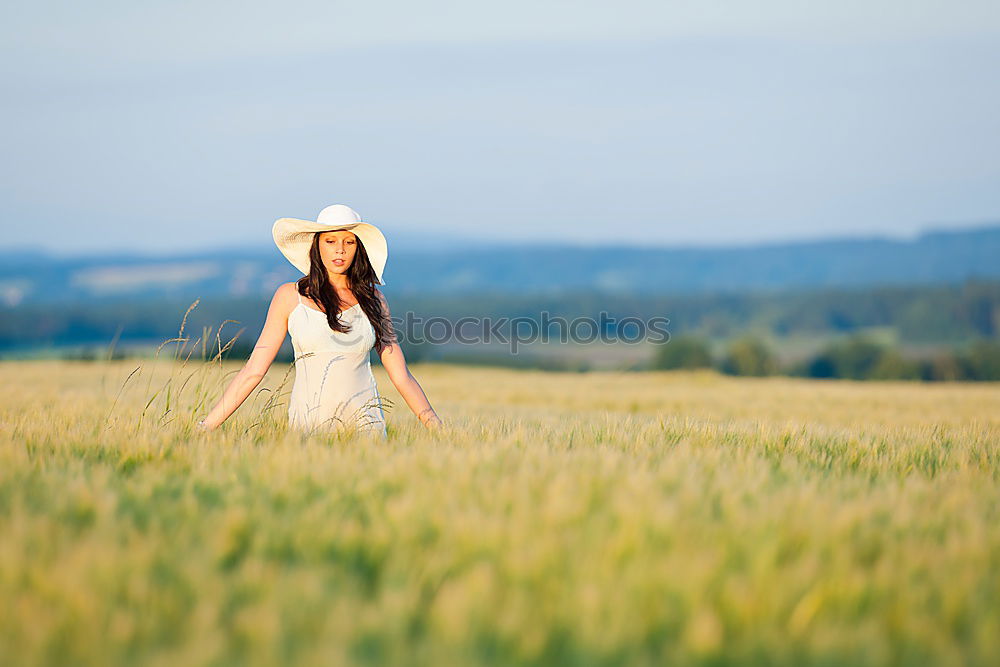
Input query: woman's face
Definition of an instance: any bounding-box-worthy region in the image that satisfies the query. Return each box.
[318,230,358,278]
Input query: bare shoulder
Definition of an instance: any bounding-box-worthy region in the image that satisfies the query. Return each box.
[271,282,300,314]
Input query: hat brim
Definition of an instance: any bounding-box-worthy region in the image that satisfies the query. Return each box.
[272,217,388,285]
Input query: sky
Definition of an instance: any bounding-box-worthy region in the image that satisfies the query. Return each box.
[2,0,999,256]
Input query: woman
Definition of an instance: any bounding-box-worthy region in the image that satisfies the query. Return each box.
[197,204,443,436]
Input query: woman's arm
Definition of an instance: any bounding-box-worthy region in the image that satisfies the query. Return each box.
[198,282,295,430]
[375,289,444,430]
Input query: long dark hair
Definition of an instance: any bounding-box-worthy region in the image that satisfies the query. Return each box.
[295,231,396,351]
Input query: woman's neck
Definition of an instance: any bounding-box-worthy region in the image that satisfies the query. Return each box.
[327,274,351,290]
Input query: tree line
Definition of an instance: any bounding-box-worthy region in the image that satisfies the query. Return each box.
[651,335,1000,381]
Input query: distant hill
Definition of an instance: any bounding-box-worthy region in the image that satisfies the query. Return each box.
[2,224,999,306]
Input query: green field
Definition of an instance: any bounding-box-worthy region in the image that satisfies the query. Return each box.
[1,360,998,666]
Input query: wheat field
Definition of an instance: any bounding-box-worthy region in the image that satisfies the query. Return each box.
[1,358,998,666]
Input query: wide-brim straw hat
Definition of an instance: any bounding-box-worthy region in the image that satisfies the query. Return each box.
[272,204,388,285]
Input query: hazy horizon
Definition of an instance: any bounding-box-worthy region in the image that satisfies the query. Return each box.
[4,218,998,261]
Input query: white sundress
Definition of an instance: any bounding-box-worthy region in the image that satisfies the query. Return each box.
[286,289,388,438]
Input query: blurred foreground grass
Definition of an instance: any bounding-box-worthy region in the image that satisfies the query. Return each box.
[1,359,998,666]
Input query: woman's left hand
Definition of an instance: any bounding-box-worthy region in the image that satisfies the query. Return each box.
[418,409,444,431]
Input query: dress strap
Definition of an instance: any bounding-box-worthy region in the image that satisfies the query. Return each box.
[297,290,302,305]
